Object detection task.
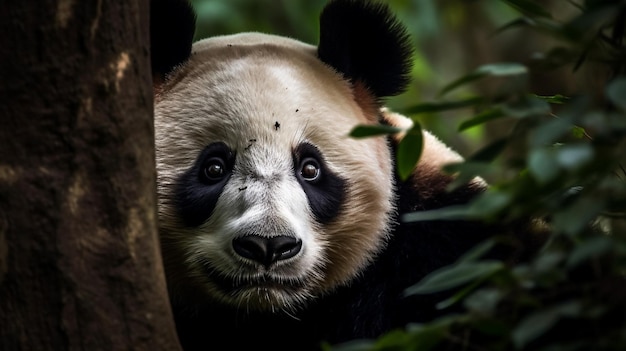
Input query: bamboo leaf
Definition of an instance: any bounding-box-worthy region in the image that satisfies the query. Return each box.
[512,309,559,349]
[528,148,560,184]
[467,190,513,217]
[477,62,528,76]
[397,123,423,181]
[439,63,528,96]
[439,71,487,97]
[458,108,505,131]
[349,124,403,138]
[555,143,593,171]
[535,94,570,104]
[501,95,551,118]
[458,239,497,263]
[468,138,508,162]
[405,261,504,296]
[401,205,474,223]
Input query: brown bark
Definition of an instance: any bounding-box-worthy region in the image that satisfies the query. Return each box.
[0,1,181,350]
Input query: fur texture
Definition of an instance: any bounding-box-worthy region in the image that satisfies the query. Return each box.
[156,32,396,312]
[151,0,539,350]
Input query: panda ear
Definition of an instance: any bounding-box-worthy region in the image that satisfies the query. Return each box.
[317,0,414,100]
[150,0,197,85]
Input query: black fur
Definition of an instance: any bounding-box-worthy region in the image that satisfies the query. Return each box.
[318,0,414,98]
[293,143,347,224]
[150,0,196,80]
[175,143,235,227]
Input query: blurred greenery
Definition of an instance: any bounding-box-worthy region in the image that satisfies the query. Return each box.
[190,0,626,350]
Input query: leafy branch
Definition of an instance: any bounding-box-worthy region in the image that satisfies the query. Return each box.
[337,1,626,350]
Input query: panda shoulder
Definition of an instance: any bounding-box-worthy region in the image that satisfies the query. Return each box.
[381,108,487,201]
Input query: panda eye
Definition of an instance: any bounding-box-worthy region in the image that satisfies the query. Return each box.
[195,142,235,185]
[196,142,234,185]
[201,157,228,183]
[300,158,321,181]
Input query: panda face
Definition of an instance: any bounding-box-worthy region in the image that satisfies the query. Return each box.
[155,33,395,312]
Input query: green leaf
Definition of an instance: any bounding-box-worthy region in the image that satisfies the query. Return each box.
[555,143,593,171]
[468,138,508,162]
[404,96,484,115]
[408,314,462,332]
[435,277,488,310]
[401,205,474,223]
[499,16,567,40]
[501,0,553,18]
[330,322,450,351]
[528,148,560,184]
[477,62,529,76]
[512,309,559,348]
[535,94,570,104]
[439,71,487,97]
[606,77,626,111]
[349,124,404,138]
[396,123,424,181]
[571,126,586,139]
[464,288,504,315]
[552,196,605,236]
[405,261,504,296]
[439,63,528,96]
[566,236,612,268]
[402,322,449,351]
[467,190,513,217]
[512,301,583,349]
[555,300,582,317]
[501,95,551,118]
[369,330,412,350]
[458,108,505,131]
[532,251,565,274]
[458,239,496,263]
[529,117,573,147]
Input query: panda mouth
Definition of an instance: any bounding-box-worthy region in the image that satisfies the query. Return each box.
[204,266,306,294]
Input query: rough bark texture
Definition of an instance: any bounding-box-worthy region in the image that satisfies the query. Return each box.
[0,1,181,350]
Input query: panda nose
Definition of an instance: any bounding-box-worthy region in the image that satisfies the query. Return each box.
[232,235,302,267]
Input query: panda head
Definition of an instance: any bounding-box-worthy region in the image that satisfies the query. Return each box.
[152,0,413,312]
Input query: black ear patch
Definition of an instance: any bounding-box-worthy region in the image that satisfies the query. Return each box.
[150,0,197,80]
[318,0,413,99]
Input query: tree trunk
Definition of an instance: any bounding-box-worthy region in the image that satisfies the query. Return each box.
[0,1,181,350]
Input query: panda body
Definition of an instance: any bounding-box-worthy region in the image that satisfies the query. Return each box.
[151,0,534,349]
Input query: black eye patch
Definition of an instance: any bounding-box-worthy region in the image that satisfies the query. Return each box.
[175,142,235,227]
[293,143,346,224]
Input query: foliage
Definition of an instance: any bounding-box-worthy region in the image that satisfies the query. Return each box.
[334,0,626,350]
[191,0,326,44]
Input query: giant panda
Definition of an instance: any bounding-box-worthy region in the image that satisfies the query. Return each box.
[151,0,540,350]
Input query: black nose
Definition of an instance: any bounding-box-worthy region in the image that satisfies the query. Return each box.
[232,235,302,267]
